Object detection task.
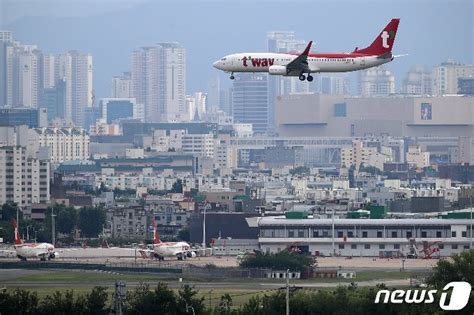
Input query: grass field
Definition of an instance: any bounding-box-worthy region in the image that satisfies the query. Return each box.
[12,270,165,283]
[10,270,421,283]
[3,269,427,309]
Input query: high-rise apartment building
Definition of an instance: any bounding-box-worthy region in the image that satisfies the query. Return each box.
[111,72,132,98]
[232,73,269,134]
[0,31,13,107]
[131,43,185,122]
[402,65,433,95]
[0,146,50,207]
[432,60,474,95]
[42,54,55,89]
[31,127,90,163]
[55,51,93,127]
[41,78,66,121]
[4,41,42,108]
[359,67,395,97]
[207,76,220,112]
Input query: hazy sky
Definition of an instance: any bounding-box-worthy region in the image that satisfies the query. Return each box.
[1,0,472,98]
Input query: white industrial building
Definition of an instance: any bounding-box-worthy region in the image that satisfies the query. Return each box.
[258,217,473,257]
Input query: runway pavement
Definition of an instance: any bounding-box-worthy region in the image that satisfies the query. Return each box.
[0,249,440,270]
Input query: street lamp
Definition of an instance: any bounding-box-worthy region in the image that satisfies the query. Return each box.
[202,202,210,252]
[51,209,56,246]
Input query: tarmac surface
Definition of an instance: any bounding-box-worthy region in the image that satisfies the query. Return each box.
[0,247,441,270]
[0,269,412,290]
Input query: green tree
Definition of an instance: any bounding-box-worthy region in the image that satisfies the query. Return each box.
[177,285,205,315]
[1,202,19,221]
[240,295,264,315]
[427,249,474,287]
[170,179,183,193]
[359,164,382,175]
[54,205,77,235]
[178,228,190,242]
[0,288,39,314]
[290,166,310,176]
[78,206,106,238]
[0,220,14,243]
[39,290,84,314]
[125,283,178,315]
[83,287,109,315]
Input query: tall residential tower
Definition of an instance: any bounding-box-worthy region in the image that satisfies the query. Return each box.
[131,43,186,122]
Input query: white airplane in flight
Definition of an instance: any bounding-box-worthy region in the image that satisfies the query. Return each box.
[12,220,59,261]
[213,18,401,81]
[139,220,198,261]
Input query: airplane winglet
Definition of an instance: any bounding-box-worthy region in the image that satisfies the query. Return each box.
[302,41,313,56]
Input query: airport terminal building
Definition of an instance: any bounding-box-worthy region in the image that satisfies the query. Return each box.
[257,217,473,257]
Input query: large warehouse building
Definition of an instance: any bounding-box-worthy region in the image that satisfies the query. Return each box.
[276,94,473,138]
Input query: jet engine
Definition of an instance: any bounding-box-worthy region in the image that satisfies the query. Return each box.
[187,251,197,258]
[49,252,59,259]
[268,65,287,75]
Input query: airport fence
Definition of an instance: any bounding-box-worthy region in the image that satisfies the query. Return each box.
[0,261,274,279]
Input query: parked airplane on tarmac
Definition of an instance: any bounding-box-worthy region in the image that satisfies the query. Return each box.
[12,220,59,261]
[213,18,402,81]
[139,220,200,261]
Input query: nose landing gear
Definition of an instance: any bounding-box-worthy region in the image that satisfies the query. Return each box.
[230,73,235,80]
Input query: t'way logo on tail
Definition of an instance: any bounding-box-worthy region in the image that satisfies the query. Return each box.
[11,219,23,245]
[153,219,161,245]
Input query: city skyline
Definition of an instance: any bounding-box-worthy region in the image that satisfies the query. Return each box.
[1,0,472,99]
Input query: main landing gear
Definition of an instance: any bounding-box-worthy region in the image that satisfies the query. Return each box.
[299,73,313,82]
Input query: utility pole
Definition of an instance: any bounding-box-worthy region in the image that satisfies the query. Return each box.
[470,196,473,249]
[51,209,56,246]
[202,202,210,252]
[286,269,290,315]
[332,207,335,256]
[110,281,126,315]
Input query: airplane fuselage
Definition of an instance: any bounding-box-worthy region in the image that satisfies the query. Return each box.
[214,52,391,76]
[153,241,192,258]
[14,242,56,260]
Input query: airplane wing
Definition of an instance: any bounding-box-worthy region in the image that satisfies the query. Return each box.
[286,41,313,74]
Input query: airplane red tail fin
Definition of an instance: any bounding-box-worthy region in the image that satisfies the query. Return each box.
[153,219,162,245]
[354,18,400,56]
[11,219,23,245]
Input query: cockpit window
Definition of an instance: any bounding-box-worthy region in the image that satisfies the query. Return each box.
[221,58,226,61]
